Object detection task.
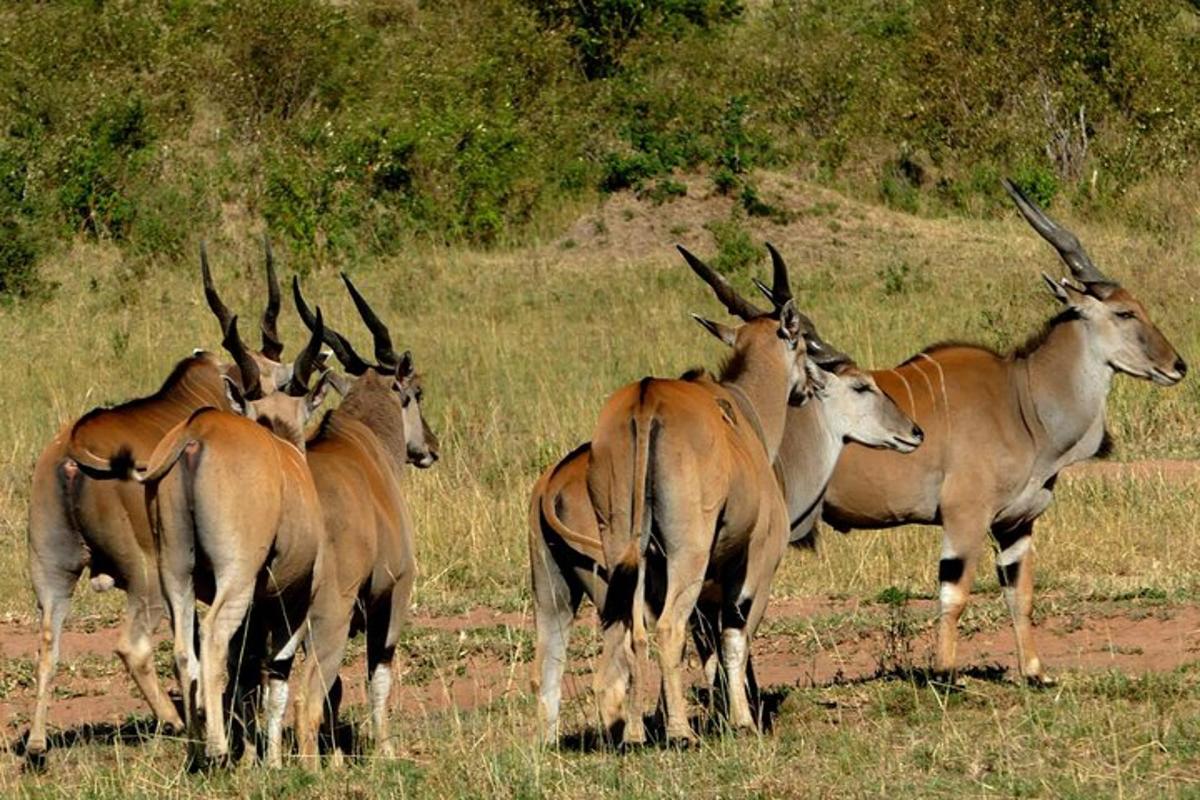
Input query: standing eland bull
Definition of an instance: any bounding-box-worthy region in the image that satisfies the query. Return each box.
[137,311,335,768]
[287,274,438,768]
[585,258,812,746]
[24,240,291,767]
[822,179,1186,683]
[530,244,923,741]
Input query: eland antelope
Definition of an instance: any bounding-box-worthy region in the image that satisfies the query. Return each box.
[288,275,439,768]
[529,245,923,741]
[24,241,289,766]
[139,312,334,767]
[821,180,1187,683]
[586,258,811,745]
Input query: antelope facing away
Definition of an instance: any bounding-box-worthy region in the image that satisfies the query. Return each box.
[822,180,1186,683]
[530,244,923,741]
[289,274,439,768]
[139,312,335,768]
[24,241,290,767]
[586,258,812,746]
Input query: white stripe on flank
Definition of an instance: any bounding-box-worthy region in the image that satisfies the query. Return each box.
[887,368,916,418]
[916,352,952,439]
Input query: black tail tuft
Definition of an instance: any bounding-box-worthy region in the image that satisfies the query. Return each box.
[600,558,638,629]
[110,446,137,480]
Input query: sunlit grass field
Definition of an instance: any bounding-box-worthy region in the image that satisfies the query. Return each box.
[2,179,1199,795]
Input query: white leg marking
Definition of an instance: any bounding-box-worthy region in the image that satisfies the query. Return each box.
[997,536,1032,567]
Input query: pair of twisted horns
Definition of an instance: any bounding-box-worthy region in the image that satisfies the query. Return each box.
[678,242,853,369]
[222,307,324,401]
[202,235,285,361]
[1002,179,1115,288]
[293,273,410,377]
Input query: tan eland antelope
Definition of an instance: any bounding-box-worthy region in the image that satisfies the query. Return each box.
[138,311,334,768]
[821,180,1186,683]
[586,259,812,746]
[530,245,923,741]
[288,274,439,768]
[24,241,290,767]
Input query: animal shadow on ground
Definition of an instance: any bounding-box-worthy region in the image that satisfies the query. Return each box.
[12,717,166,772]
[554,686,792,753]
[555,664,1030,752]
[828,663,1014,690]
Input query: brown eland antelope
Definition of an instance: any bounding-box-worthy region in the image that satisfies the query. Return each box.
[24,241,289,767]
[529,245,923,741]
[586,261,812,746]
[288,275,439,768]
[139,311,334,768]
[821,179,1186,683]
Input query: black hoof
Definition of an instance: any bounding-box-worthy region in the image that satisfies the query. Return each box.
[617,739,647,754]
[666,735,699,751]
[23,747,48,773]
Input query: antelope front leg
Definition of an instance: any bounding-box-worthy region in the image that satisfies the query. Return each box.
[935,507,988,679]
[995,522,1046,683]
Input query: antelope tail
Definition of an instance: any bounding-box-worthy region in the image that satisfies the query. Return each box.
[66,444,141,481]
[600,405,659,662]
[131,430,198,484]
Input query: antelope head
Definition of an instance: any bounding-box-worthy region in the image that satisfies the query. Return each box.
[220,310,335,452]
[682,245,811,405]
[682,242,923,452]
[293,274,441,469]
[1004,180,1186,387]
[202,236,295,392]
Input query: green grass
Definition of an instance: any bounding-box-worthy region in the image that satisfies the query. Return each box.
[2,177,1200,793]
[7,668,1200,797]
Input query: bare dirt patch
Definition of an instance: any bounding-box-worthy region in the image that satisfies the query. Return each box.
[6,596,1199,748]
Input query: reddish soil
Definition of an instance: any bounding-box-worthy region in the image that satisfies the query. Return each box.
[5,596,1199,748]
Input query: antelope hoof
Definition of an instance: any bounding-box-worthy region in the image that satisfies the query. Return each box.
[23,744,48,773]
[1024,672,1055,689]
[617,739,648,755]
[666,732,700,750]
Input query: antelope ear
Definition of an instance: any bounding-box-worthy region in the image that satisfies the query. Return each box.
[305,371,335,415]
[324,370,351,397]
[692,314,737,347]
[222,375,247,417]
[804,359,828,394]
[778,299,803,344]
[1041,273,1070,304]
[396,350,415,380]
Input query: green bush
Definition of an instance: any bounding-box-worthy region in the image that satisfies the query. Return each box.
[56,97,153,241]
[0,0,1199,295]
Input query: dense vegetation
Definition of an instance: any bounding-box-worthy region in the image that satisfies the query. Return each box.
[2,0,1200,295]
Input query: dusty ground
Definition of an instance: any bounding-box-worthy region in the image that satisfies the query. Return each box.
[4,457,1198,752]
[5,590,1199,752]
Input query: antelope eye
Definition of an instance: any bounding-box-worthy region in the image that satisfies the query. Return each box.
[1115,310,1136,320]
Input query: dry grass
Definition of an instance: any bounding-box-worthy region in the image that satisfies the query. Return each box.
[1,177,1199,794]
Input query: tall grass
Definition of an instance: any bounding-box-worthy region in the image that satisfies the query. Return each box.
[2,178,1198,620]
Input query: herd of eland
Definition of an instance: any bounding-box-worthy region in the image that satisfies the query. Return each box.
[21,180,1184,767]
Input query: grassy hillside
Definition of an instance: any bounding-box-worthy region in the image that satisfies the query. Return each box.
[3,0,1200,296]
